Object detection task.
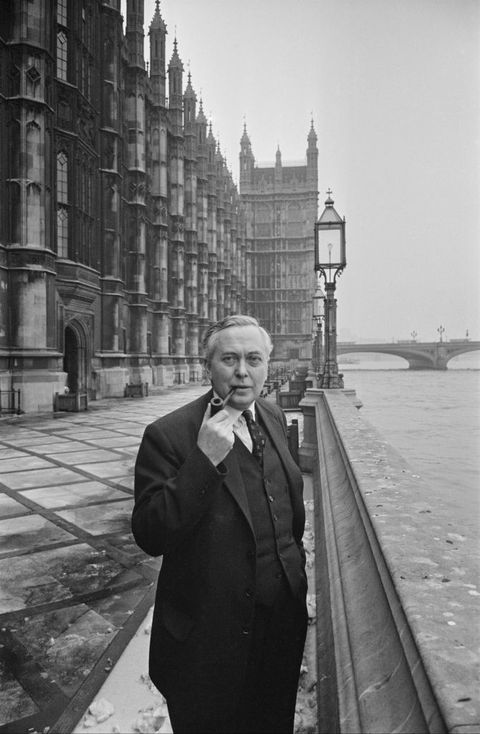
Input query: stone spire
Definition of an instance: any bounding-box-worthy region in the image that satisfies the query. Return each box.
[307,118,318,185]
[149,0,167,104]
[239,122,255,189]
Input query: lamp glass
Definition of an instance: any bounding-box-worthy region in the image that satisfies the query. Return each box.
[315,227,344,270]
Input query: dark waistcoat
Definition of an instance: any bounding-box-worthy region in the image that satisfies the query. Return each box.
[235,430,303,606]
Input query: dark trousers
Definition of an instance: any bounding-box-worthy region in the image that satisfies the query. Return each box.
[168,584,308,734]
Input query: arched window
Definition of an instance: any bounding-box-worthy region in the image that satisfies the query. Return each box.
[57,30,68,80]
[57,151,68,203]
[57,151,69,257]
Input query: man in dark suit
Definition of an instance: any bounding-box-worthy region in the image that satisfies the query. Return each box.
[132,315,308,733]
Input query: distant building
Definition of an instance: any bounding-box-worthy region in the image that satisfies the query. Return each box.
[240,123,318,363]
[0,0,318,413]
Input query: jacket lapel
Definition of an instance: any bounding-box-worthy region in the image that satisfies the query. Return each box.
[222,446,254,535]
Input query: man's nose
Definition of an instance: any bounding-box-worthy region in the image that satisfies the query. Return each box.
[235,359,248,376]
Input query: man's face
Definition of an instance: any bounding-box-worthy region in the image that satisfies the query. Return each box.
[206,325,269,411]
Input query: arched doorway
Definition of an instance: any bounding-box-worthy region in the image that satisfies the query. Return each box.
[63,321,88,394]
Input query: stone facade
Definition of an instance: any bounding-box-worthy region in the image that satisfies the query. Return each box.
[0,0,248,412]
[240,123,318,365]
[0,0,318,413]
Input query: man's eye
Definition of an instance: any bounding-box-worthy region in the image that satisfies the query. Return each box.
[248,356,262,365]
[223,356,235,365]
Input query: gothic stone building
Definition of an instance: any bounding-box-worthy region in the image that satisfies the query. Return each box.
[0,0,318,413]
[241,124,318,364]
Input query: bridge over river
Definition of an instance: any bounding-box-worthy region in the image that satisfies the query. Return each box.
[337,339,480,369]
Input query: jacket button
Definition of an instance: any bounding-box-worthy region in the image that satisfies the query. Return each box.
[245,588,253,598]
[242,628,250,635]
[268,494,274,502]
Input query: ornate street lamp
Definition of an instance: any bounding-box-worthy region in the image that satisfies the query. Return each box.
[314,191,346,389]
[437,325,445,343]
[312,274,325,382]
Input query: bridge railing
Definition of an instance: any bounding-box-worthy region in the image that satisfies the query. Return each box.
[299,388,478,733]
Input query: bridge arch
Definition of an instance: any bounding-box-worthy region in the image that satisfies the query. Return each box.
[337,341,480,370]
[339,351,409,368]
[448,350,480,368]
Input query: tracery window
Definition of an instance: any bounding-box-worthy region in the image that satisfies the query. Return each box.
[57,151,68,203]
[56,31,68,80]
[57,151,69,257]
[57,207,68,258]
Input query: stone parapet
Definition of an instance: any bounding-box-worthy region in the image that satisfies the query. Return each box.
[300,388,478,734]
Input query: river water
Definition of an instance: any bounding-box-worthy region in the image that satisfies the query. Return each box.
[339,352,480,529]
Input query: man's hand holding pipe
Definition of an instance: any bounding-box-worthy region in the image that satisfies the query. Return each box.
[197,403,237,466]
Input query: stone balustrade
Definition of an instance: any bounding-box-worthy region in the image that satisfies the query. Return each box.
[299,388,479,734]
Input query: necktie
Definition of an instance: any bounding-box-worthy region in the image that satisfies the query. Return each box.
[242,410,266,463]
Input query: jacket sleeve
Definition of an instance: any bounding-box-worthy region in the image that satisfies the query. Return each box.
[132,419,227,558]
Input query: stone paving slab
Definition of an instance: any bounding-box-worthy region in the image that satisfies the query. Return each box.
[19,481,129,509]
[0,466,85,490]
[45,448,125,465]
[0,385,207,734]
[0,448,32,459]
[0,514,78,554]
[73,459,134,479]
[31,441,102,454]
[0,495,30,518]
[0,456,55,473]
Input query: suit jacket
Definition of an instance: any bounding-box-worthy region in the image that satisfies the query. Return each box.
[132,390,306,723]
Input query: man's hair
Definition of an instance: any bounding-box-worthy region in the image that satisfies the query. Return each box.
[202,314,273,364]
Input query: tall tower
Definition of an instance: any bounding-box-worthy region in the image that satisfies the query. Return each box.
[124,0,148,378]
[99,0,125,366]
[168,39,186,370]
[148,0,170,372]
[0,0,60,410]
[149,0,167,106]
[207,124,218,323]
[240,123,319,363]
[239,123,255,190]
[215,142,226,320]
[196,100,210,342]
[307,119,318,185]
[183,72,201,376]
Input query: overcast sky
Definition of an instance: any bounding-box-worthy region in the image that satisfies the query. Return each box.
[141,0,479,342]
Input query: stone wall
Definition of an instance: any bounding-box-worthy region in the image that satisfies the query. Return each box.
[299,389,479,733]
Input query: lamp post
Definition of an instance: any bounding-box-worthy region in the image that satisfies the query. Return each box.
[312,274,325,384]
[437,325,445,343]
[314,191,346,389]
[411,330,417,342]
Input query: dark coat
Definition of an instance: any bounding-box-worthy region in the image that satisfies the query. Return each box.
[132,391,306,723]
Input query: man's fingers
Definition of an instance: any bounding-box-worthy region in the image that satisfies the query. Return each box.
[205,407,236,427]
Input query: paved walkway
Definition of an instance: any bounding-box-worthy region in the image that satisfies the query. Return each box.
[0,386,316,734]
[0,385,208,733]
